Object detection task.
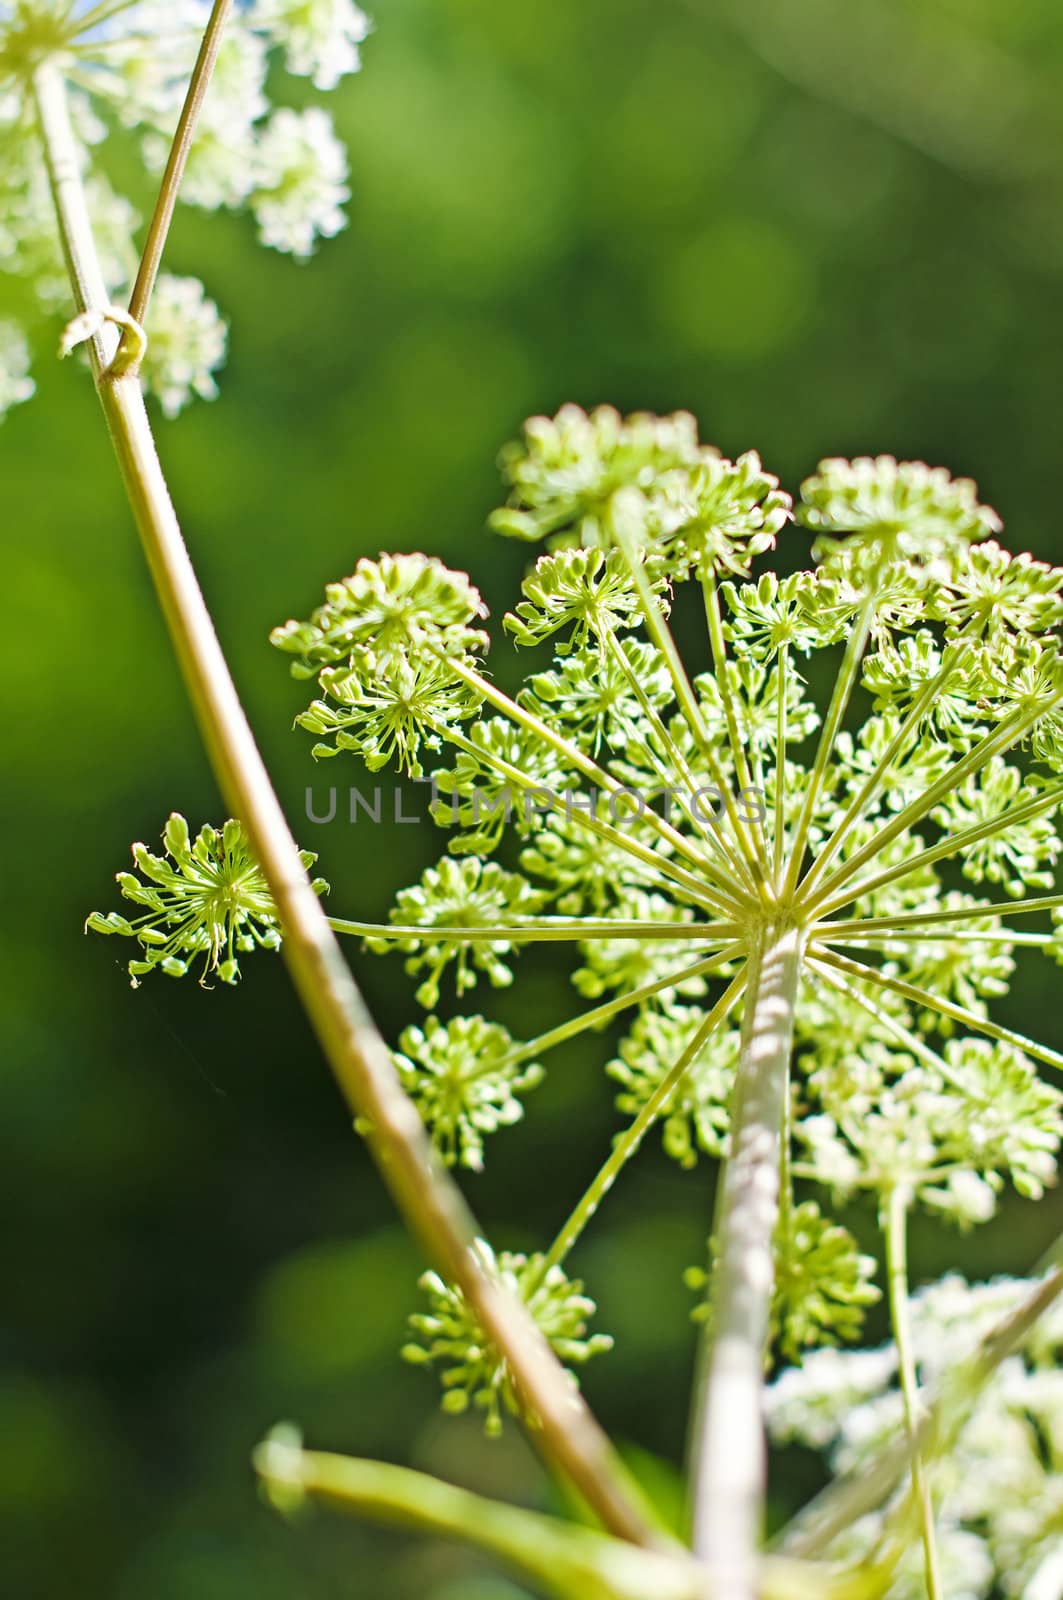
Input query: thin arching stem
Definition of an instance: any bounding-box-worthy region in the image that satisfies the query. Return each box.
[441,724,727,917]
[125,0,233,336]
[819,891,1063,937]
[832,929,1048,949]
[328,916,744,944]
[779,1237,1063,1559]
[796,639,973,901]
[807,781,1063,923]
[702,572,771,880]
[33,60,660,1550]
[500,946,748,1069]
[812,947,1063,1074]
[607,495,766,895]
[803,689,1063,917]
[439,650,738,886]
[608,631,753,905]
[541,967,749,1275]
[782,593,876,899]
[884,1188,943,1600]
[806,957,977,1092]
[773,643,789,881]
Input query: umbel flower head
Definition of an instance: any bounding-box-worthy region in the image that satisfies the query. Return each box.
[86,813,327,985]
[388,1015,543,1172]
[402,1242,613,1437]
[255,406,1063,1443]
[0,0,369,418]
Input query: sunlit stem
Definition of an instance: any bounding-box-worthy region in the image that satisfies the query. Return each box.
[702,573,771,880]
[832,930,1051,948]
[439,650,727,882]
[782,593,876,898]
[441,724,726,917]
[124,0,233,343]
[328,916,744,944]
[811,947,1063,1074]
[806,958,976,1093]
[502,945,747,1069]
[884,1189,943,1600]
[774,643,789,881]
[804,689,1063,917]
[608,632,752,908]
[797,640,971,901]
[820,891,1063,938]
[33,59,658,1550]
[541,968,749,1275]
[607,493,766,896]
[690,922,804,1594]
[809,780,1063,922]
[74,0,143,32]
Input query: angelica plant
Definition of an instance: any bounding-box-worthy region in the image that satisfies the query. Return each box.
[16,0,1063,1596]
[248,404,1063,1599]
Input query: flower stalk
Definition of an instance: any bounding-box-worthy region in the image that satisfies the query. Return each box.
[689,919,805,1591]
[34,52,659,1551]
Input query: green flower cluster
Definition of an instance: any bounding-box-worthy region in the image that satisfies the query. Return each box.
[87,813,326,985]
[402,1243,613,1437]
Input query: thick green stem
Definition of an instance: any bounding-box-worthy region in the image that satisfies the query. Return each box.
[885,1188,943,1600]
[33,61,659,1549]
[253,1434,847,1600]
[689,921,804,1592]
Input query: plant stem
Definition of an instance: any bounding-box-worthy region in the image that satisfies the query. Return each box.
[441,724,723,914]
[689,920,804,1593]
[440,649,722,881]
[803,689,1063,918]
[811,947,1063,1073]
[796,640,971,902]
[33,60,659,1550]
[702,573,771,881]
[125,0,233,336]
[806,778,1063,922]
[254,1436,710,1600]
[819,891,1063,936]
[608,492,766,896]
[500,945,746,1068]
[328,916,744,943]
[541,968,749,1274]
[782,594,875,899]
[884,1187,943,1600]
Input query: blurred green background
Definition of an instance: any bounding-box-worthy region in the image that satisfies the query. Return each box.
[6,0,1063,1594]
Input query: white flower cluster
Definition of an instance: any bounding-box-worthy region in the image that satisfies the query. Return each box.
[0,319,34,420]
[0,0,369,418]
[767,1275,1063,1599]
